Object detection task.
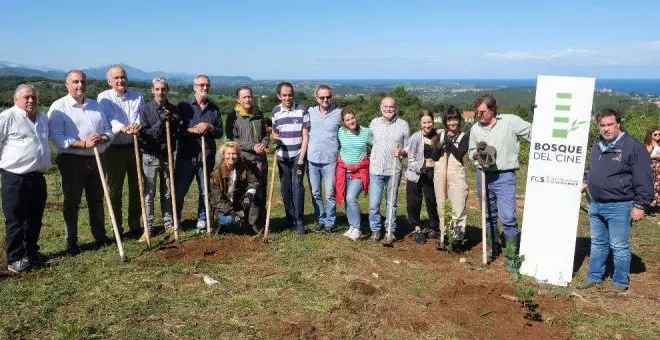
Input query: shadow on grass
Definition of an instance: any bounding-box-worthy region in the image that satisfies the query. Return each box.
[573,236,647,276]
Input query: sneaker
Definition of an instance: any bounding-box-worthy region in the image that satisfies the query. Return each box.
[381,234,396,246]
[575,279,601,289]
[296,225,306,235]
[29,252,54,265]
[343,228,352,237]
[611,284,628,293]
[324,226,333,234]
[414,230,427,244]
[7,258,30,273]
[348,228,363,241]
[370,231,381,243]
[197,220,207,233]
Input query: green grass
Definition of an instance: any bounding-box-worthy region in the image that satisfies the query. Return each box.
[0,156,658,339]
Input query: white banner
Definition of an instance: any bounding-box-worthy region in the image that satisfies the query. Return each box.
[520,75,595,286]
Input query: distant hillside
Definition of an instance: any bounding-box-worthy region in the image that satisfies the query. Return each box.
[0,62,253,84]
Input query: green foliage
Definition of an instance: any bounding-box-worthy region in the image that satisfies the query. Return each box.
[503,241,525,281]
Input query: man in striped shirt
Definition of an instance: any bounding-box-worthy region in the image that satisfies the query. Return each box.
[368,97,410,244]
[271,82,310,235]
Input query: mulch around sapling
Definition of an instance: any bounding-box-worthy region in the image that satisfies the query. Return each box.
[157,235,262,262]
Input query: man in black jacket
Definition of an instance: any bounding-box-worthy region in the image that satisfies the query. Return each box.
[138,76,181,239]
[225,86,269,234]
[577,108,653,292]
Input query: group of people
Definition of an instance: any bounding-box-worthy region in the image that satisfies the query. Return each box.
[0,67,655,292]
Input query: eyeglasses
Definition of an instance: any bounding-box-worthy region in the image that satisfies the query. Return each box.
[317,96,332,101]
[653,133,660,136]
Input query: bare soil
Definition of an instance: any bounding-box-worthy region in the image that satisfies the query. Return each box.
[157,235,262,262]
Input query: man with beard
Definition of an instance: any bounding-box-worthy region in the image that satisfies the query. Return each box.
[48,69,114,255]
[0,85,52,272]
[137,76,182,240]
[175,74,223,233]
[97,65,144,236]
[225,86,268,234]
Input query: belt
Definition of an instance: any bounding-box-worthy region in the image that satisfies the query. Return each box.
[112,143,134,149]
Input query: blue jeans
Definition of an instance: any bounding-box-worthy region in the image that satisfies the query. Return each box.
[369,172,402,233]
[308,162,337,227]
[587,200,633,287]
[174,156,214,225]
[345,173,363,228]
[476,170,519,237]
[217,213,235,228]
[278,156,305,228]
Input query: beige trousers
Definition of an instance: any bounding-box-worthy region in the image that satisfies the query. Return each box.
[433,154,468,240]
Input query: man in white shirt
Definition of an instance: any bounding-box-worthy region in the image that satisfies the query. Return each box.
[0,84,52,273]
[48,69,114,256]
[97,65,144,236]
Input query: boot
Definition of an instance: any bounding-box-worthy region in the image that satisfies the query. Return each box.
[504,233,520,273]
[485,225,499,260]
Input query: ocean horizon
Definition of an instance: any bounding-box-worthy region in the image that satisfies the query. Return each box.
[285,78,660,95]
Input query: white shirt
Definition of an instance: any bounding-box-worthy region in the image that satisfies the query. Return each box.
[97,89,144,145]
[0,106,53,174]
[48,95,114,156]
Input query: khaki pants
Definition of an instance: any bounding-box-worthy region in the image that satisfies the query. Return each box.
[433,154,468,240]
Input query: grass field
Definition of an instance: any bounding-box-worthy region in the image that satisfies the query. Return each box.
[0,155,658,339]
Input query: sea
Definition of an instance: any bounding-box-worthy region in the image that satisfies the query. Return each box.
[316,79,660,95]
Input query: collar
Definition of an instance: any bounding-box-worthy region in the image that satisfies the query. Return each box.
[381,115,398,124]
[316,104,336,114]
[65,94,87,107]
[280,102,297,112]
[598,131,626,152]
[235,103,253,117]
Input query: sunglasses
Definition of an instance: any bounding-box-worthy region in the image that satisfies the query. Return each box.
[317,96,332,100]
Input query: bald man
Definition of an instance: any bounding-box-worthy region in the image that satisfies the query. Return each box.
[97,65,145,237]
[368,97,410,244]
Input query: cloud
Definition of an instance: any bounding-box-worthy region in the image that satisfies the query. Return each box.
[484,48,608,61]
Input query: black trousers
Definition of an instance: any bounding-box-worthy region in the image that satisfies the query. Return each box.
[1,170,47,263]
[57,154,107,249]
[245,157,267,229]
[406,170,440,230]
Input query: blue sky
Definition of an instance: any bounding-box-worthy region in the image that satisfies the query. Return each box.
[3,0,659,79]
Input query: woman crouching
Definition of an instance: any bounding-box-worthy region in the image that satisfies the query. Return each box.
[209,142,259,233]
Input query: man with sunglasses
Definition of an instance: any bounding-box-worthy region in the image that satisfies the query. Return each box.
[468,94,531,271]
[307,84,341,233]
[175,74,223,233]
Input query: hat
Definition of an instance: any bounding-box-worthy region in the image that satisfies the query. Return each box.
[477,145,497,170]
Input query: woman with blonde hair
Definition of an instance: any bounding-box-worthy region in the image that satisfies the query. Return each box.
[208,142,259,232]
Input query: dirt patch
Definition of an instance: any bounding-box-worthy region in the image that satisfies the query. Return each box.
[44,202,63,212]
[264,316,317,339]
[157,235,262,262]
[349,279,378,295]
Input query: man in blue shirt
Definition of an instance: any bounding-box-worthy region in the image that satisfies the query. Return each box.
[307,85,341,233]
[576,108,652,292]
[175,75,223,233]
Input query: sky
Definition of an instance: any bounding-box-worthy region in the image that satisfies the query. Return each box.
[2,0,660,79]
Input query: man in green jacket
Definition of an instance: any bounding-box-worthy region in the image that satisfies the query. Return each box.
[225,86,269,234]
[468,94,532,270]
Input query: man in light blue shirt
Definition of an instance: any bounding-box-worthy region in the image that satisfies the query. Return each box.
[307,84,341,233]
[48,69,114,256]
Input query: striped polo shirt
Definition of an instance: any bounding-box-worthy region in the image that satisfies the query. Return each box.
[272,103,310,160]
[338,126,372,165]
[369,115,410,175]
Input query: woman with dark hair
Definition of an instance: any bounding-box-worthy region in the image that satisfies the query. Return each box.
[208,142,259,232]
[335,109,372,241]
[404,110,441,244]
[644,127,660,214]
[433,105,469,251]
